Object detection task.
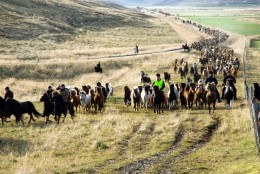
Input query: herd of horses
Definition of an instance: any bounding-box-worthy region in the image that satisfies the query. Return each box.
[0,18,245,126]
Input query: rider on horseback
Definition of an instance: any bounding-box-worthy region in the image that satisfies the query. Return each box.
[204,71,221,103]
[152,73,166,103]
[222,71,237,100]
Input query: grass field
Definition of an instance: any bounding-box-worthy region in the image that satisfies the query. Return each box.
[250,39,260,48]
[1,1,260,173]
[185,16,260,36]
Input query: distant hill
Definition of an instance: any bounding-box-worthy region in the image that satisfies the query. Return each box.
[109,0,260,7]
[0,0,149,42]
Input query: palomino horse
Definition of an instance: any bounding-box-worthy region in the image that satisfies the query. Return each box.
[71,89,81,112]
[94,87,104,113]
[124,86,131,107]
[205,83,217,113]
[195,83,205,108]
[153,86,164,114]
[184,83,195,110]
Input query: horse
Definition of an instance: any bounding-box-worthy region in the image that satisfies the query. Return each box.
[178,67,186,80]
[178,83,187,109]
[231,65,237,77]
[40,93,54,124]
[174,64,178,73]
[223,84,234,109]
[202,68,209,79]
[124,86,131,107]
[141,85,151,110]
[182,44,190,52]
[153,86,164,114]
[79,91,91,113]
[50,91,70,124]
[105,83,113,97]
[205,84,217,113]
[253,83,260,102]
[190,67,195,74]
[82,85,91,95]
[164,72,171,83]
[0,97,9,126]
[94,87,104,113]
[2,98,42,124]
[168,83,178,110]
[131,87,141,112]
[184,84,195,110]
[71,89,81,112]
[90,89,95,108]
[195,83,205,108]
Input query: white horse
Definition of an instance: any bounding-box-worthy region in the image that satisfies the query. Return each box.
[141,85,151,110]
[106,83,113,97]
[79,91,91,113]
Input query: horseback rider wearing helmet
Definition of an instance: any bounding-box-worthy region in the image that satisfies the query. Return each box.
[222,71,237,100]
[204,71,221,102]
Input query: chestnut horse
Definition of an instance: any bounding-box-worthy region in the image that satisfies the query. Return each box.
[71,89,81,112]
[94,87,104,113]
[205,84,217,113]
[184,84,195,109]
[195,84,205,108]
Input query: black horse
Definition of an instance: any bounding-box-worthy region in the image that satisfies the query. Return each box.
[40,93,55,124]
[253,83,260,102]
[182,44,190,52]
[153,86,164,114]
[0,97,42,125]
[50,92,74,124]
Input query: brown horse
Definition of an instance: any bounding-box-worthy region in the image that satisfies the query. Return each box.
[174,64,178,73]
[124,86,131,107]
[231,65,237,77]
[94,87,104,113]
[71,89,81,112]
[205,83,217,113]
[184,84,195,109]
[90,89,95,108]
[195,83,205,108]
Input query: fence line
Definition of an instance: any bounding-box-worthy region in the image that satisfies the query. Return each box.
[243,38,260,155]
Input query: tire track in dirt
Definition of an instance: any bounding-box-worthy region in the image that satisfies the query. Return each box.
[94,123,142,173]
[116,123,184,174]
[116,117,220,174]
[146,116,221,174]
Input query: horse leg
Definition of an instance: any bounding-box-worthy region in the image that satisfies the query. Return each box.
[161,103,163,113]
[1,117,4,126]
[154,104,156,113]
[94,104,97,113]
[208,102,211,114]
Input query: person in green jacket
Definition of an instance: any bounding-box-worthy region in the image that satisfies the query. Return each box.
[152,73,167,103]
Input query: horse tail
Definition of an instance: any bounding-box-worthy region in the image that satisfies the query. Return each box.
[29,102,42,117]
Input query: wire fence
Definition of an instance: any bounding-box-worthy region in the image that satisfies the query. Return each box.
[243,38,260,155]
